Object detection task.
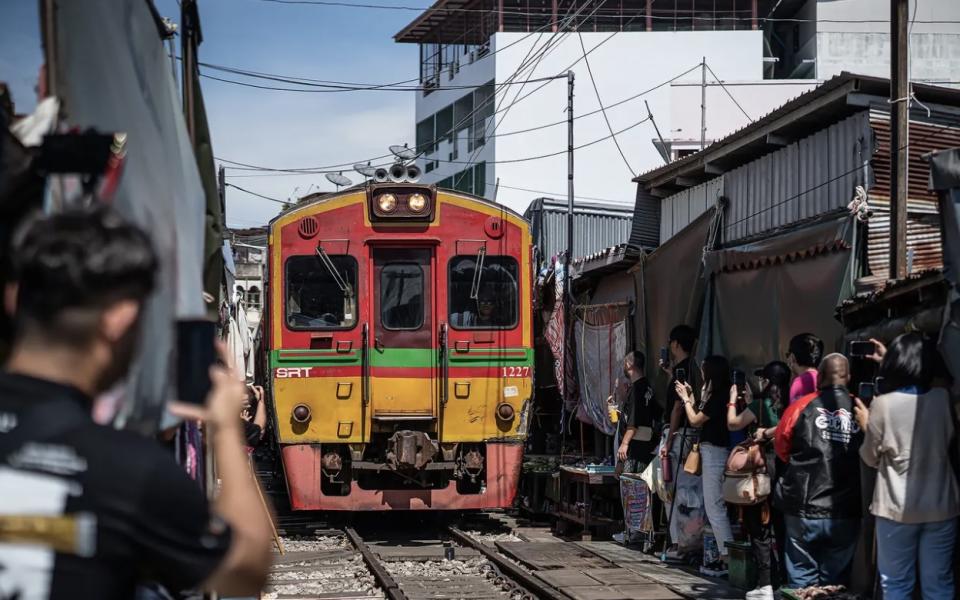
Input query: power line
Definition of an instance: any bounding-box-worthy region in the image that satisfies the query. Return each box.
[577,31,635,177]
[200,68,563,93]
[225,182,293,205]
[215,61,702,175]
[440,114,651,165]
[704,61,753,123]
[255,0,960,23]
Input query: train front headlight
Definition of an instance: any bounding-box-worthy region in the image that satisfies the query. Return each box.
[377,193,397,213]
[407,193,428,213]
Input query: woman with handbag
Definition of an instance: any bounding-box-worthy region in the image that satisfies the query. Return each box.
[675,355,734,578]
[854,334,959,600]
[726,361,791,600]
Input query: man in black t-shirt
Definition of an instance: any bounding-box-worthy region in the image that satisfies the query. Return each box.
[617,351,661,468]
[0,208,272,599]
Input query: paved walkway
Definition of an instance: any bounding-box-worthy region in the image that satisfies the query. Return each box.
[503,527,743,600]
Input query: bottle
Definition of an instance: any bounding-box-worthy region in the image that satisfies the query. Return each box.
[661,453,673,483]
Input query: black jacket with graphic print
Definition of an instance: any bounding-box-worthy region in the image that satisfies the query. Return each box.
[773,384,863,519]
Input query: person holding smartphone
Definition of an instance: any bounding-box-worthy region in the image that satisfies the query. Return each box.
[242,384,268,452]
[675,355,734,578]
[0,208,272,599]
[854,333,959,600]
[726,361,791,600]
[658,324,699,560]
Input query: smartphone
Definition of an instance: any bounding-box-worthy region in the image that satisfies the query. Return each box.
[732,369,746,391]
[675,367,687,384]
[849,340,877,357]
[874,376,886,394]
[659,347,669,366]
[858,382,876,404]
[176,319,217,405]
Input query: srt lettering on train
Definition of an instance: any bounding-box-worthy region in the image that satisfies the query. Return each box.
[275,367,312,378]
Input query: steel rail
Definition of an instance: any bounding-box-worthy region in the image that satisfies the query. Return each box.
[344,527,407,600]
[447,527,569,600]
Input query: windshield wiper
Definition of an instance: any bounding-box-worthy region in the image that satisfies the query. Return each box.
[316,247,351,296]
[469,245,487,300]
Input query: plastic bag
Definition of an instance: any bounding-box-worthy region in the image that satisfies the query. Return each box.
[620,474,654,536]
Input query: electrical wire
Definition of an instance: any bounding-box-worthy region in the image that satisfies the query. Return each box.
[577,31,636,176]
[215,61,702,175]
[704,61,753,123]
[225,182,293,205]
[255,0,960,24]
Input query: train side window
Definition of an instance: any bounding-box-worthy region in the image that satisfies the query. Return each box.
[285,255,358,330]
[380,263,424,330]
[448,255,519,329]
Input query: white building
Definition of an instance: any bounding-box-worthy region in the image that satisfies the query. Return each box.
[395,0,960,215]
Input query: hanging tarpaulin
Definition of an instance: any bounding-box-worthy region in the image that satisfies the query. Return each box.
[574,317,625,435]
[544,258,570,404]
[929,147,960,381]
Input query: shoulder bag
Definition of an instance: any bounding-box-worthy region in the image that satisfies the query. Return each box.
[722,397,772,505]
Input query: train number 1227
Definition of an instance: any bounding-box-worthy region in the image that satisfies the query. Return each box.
[502,366,530,378]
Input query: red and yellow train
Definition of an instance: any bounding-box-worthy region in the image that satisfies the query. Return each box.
[261,171,533,510]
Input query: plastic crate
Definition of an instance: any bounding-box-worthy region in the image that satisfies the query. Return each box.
[724,540,756,590]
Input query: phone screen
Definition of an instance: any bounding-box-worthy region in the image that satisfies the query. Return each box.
[675,367,687,384]
[732,369,746,390]
[659,347,669,365]
[849,340,877,357]
[858,382,875,404]
[176,320,217,405]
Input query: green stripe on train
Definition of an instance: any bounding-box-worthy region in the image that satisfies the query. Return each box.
[270,347,533,369]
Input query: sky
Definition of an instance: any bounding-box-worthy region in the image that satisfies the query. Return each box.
[1,0,419,228]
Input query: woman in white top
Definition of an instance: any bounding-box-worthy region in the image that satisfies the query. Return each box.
[854,333,960,600]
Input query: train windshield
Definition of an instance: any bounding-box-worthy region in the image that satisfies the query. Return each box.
[285,255,357,329]
[448,255,518,329]
[380,263,424,330]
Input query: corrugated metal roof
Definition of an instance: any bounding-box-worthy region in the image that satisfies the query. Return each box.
[722,112,872,243]
[633,72,960,188]
[630,188,661,248]
[863,114,960,280]
[523,197,635,263]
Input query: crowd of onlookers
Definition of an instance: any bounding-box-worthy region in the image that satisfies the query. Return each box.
[615,324,959,600]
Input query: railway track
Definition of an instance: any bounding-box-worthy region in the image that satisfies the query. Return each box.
[261,522,564,600]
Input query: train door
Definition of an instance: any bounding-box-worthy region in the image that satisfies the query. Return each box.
[369,248,436,419]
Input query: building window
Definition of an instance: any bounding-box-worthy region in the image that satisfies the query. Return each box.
[285,255,357,330]
[448,255,519,329]
[416,117,435,154]
[473,162,486,196]
[247,286,261,309]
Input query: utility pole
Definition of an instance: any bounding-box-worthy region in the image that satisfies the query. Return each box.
[890,0,909,280]
[564,69,575,410]
[700,57,707,151]
[218,165,226,217]
[181,0,200,144]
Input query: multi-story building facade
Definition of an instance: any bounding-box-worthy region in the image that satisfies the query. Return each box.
[229,227,268,332]
[395,0,960,214]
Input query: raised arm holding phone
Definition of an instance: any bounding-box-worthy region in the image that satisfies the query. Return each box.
[0,207,271,599]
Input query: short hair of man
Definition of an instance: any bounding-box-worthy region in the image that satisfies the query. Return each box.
[669,324,696,354]
[817,353,849,389]
[11,206,158,346]
[879,333,935,391]
[788,333,824,368]
[626,350,645,370]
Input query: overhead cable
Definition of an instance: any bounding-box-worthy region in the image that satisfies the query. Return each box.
[255,0,960,23]
[225,182,293,205]
[704,62,753,123]
[578,31,636,176]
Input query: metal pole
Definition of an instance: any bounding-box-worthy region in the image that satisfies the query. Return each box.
[700,57,707,151]
[218,165,226,216]
[567,71,575,267]
[890,0,909,280]
[565,70,575,411]
[181,0,198,144]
